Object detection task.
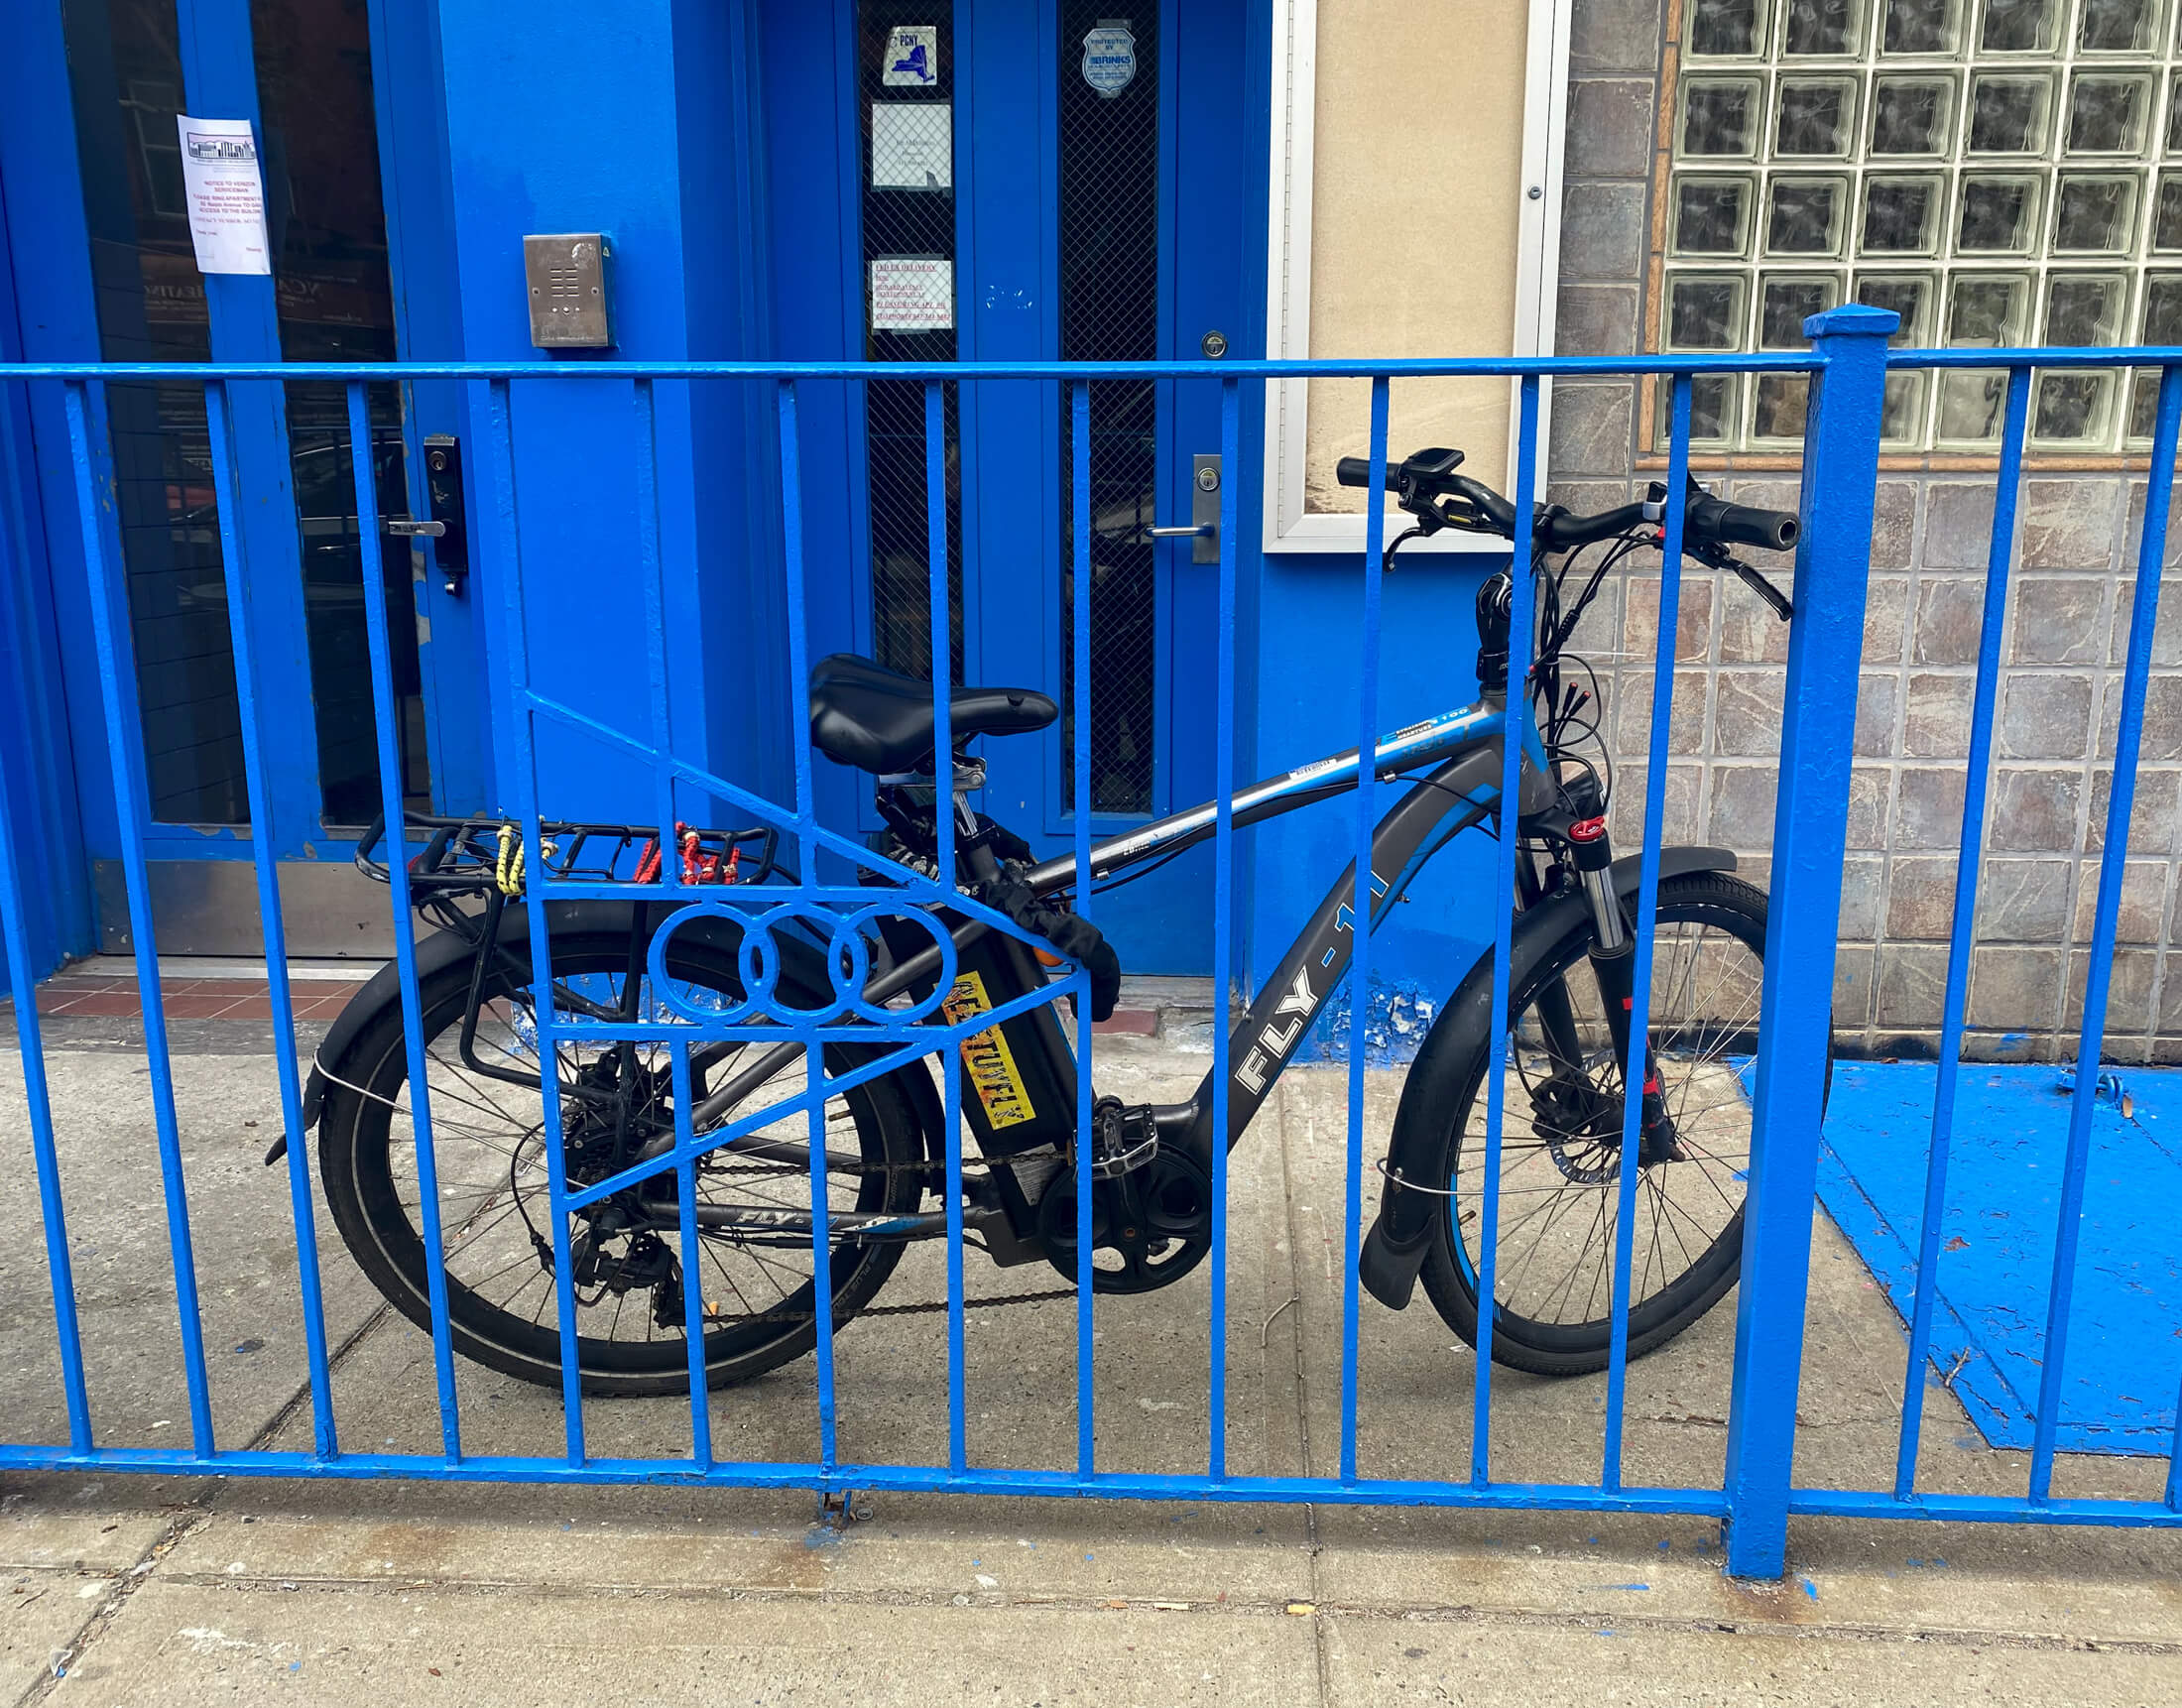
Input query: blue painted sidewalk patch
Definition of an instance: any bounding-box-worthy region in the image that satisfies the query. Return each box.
[1814,1061,2182,1455]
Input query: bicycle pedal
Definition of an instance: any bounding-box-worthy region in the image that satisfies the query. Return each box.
[1082,1097,1159,1180]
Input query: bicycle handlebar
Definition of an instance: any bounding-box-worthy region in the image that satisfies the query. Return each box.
[1687,491,1799,551]
[1336,446,1799,557]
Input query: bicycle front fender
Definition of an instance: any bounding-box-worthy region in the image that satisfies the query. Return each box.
[1357,845,1737,1311]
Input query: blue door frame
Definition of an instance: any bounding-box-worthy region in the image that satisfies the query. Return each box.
[763,0,1270,974]
[0,0,482,902]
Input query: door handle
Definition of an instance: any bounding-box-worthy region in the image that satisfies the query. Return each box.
[1149,454,1222,563]
[385,518,445,537]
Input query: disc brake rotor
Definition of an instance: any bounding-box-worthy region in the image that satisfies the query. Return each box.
[1527,1067,1622,1186]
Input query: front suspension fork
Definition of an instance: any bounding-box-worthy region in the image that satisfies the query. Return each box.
[1550,821,1680,1165]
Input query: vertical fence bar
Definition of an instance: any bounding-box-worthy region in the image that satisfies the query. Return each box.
[207,379,336,1457]
[348,381,464,1461]
[632,379,683,883]
[775,381,821,886]
[669,1043,712,1468]
[632,378,699,1460]
[61,381,215,1456]
[1892,364,2030,1501]
[1721,306,1895,1577]
[777,379,838,1472]
[1340,376,1391,1484]
[1070,380,1096,1480]
[2171,1372,2182,1510]
[2028,361,2182,1504]
[0,549,93,1453]
[1207,376,1241,1481]
[1469,375,1541,1487]
[480,377,582,1464]
[1601,375,1692,1491]
[925,378,968,1477]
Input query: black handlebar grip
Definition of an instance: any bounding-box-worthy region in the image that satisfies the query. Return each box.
[1707,504,1799,551]
[1335,455,1398,491]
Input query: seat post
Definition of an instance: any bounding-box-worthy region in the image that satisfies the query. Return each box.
[949,754,989,882]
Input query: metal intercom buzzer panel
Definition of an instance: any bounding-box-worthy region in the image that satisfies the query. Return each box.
[523,233,614,348]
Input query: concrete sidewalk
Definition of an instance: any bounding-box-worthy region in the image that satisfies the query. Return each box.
[6,1473,2180,1705]
[0,1022,2177,1703]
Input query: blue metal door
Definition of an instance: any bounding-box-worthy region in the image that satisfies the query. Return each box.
[5,0,480,951]
[775,0,1260,974]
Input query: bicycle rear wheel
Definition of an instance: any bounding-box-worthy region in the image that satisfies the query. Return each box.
[1417,871,1784,1375]
[314,930,925,1397]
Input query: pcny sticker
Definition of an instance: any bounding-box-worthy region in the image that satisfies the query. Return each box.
[883,24,938,86]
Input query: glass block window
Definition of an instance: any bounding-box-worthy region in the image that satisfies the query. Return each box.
[1664,0,2182,450]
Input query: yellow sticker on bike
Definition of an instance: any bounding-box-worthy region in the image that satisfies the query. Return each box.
[942,970,1036,1129]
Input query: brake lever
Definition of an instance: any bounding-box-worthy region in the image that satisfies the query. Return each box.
[1726,555,1794,621]
[1685,538,1794,621]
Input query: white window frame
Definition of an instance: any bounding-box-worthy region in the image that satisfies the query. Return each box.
[1261,0,1575,554]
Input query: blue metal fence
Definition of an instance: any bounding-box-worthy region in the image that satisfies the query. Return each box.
[0,313,2174,1578]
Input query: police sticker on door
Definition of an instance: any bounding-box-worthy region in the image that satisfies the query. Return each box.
[883,24,938,86]
[1080,19,1136,96]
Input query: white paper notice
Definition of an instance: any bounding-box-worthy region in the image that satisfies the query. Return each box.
[870,257,953,332]
[871,103,952,189]
[177,116,271,275]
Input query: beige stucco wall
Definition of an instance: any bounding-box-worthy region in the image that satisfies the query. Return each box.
[1302,0,1531,512]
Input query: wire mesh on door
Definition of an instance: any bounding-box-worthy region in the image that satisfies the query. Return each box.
[859,2,964,686]
[1059,4,1160,815]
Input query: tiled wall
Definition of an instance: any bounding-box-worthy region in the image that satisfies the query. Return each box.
[1553,0,2182,1062]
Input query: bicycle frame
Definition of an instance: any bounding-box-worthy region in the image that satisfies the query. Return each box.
[666,689,1555,1207]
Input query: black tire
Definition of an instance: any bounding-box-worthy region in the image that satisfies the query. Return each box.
[315,930,925,1397]
[1415,872,1788,1376]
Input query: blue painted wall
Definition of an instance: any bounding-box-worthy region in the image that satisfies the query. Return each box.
[433,0,789,826]
[0,3,105,989]
[1242,550,1504,1056]
[0,0,1502,1031]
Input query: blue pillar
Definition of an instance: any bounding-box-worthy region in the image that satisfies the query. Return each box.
[432,0,782,815]
[1721,303,1895,1578]
[174,0,324,845]
[0,162,94,985]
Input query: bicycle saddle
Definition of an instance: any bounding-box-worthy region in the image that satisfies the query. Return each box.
[808,653,1057,774]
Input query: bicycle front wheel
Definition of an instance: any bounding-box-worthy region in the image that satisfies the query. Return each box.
[1418,871,1782,1376]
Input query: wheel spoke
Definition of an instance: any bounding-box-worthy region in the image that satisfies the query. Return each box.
[324,944,917,1386]
[1450,896,1771,1343]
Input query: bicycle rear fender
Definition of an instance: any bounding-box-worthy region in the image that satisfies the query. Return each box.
[1357,846,1737,1312]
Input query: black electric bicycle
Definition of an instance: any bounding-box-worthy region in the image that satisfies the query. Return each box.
[291,448,1802,1395]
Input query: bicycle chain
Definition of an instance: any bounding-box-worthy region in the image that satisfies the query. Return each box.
[673,1160,1073,1322]
[697,1284,1080,1328]
[701,1154,1047,1179]
[684,1161,1079,1321]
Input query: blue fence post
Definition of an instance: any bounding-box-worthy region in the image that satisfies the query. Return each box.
[1721,305,1895,1579]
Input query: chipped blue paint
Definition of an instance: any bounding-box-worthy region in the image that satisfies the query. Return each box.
[1301,974,1438,1065]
